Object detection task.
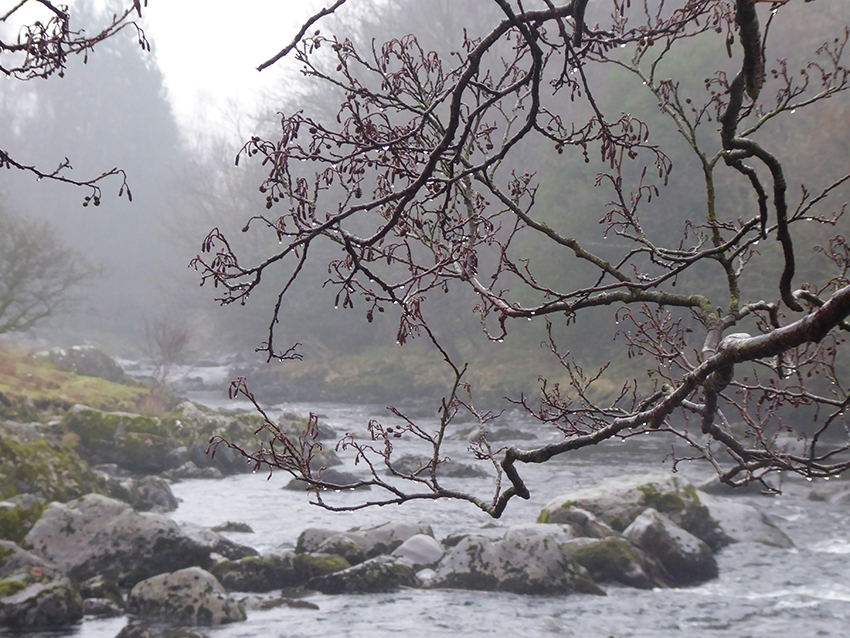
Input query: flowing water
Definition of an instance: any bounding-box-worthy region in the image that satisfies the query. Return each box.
[6,399,850,638]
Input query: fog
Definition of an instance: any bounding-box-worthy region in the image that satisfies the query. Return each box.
[1,0,848,405]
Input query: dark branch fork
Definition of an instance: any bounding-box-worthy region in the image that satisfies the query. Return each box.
[198,1,850,514]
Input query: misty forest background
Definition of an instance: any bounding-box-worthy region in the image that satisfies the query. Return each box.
[1,0,849,407]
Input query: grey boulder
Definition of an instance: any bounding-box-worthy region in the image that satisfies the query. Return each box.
[126,567,246,626]
[623,508,718,586]
[0,540,83,629]
[430,524,604,595]
[25,494,214,587]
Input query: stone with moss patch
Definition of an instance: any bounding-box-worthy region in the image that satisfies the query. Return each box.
[540,473,731,550]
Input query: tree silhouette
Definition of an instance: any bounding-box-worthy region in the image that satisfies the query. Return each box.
[0,208,97,334]
[196,0,850,516]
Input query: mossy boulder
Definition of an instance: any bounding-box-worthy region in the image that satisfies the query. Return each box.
[278,411,337,440]
[0,496,46,544]
[0,540,83,628]
[211,553,299,592]
[698,492,794,548]
[540,473,730,550]
[293,553,351,580]
[0,422,109,503]
[309,556,419,594]
[430,525,605,596]
[565,537,668,589]
[63,406,179,474]
[32,346,136,386]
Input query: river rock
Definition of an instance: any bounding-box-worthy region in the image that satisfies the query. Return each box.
[283,468,367,492]
[354,521,435,556]
[211,521,254,533]
[211,553,299,592]
[126,567,246,626]
[162,461,224,481]
[623,508,718,586]
[119,476,179,513]
[388,455,487,479]
[83,597,123,617]
[0,422,109,504]
[0,540,83,628]
[429,524,604,595]
[0,495,47,544]
[179,525,258,561]
[25,494,213,587]
[296,528,373,559]
[540,473,730,550]
[33,346,135,385]
[293,553,351,580]
[564,537,668,589]
[63,406,180,474]
[277,412,337,440]
[309,555,418,594]
[698,492,793,548]
[78,574,123,608]
[391,534,444,569]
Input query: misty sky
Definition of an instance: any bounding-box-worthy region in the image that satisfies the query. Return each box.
[142,0,323,140]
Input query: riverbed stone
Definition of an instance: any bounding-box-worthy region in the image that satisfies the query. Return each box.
[127,567,246,626]
[623,508,718,586]
[309,555,418,594]
[63,406,180,475]
[119,476,179,513]
[540,472,730,550]
[354,521,435,556]
[83,596,123,617]
[293,552,351,580]
[296,528,373,558]
[429,525,604,595]
[698,492,794,548]
[0,540,83,628]
[25,494,214,587]
[211,553,299,592]
[33,346,135,385]
[391,534,444,569]
[388,455,487,479]
[564,536,668,589]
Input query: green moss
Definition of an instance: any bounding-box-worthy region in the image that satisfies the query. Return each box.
[537,509,550,524]
[0,576,28,597]
[0,500,46,543]
[571,538,638,573]
[637,483,687,513]
[682,483,702,504]
[0,348,148,420]
[295,553,351,579]
[0,435,103,503]
[609,516,627,532]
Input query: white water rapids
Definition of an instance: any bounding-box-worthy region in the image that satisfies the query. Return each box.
[7,397,850,638]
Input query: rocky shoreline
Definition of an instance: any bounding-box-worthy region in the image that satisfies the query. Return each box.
[0,348,841,637]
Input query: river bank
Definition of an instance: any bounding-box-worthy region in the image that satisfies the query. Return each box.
[2,349,849,637]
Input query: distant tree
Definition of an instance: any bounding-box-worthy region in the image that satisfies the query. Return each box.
[0,208,97,334]
[0,0,146,203]
[196,0,850,515]
[142,315,191,388]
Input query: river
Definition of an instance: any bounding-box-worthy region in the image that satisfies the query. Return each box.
[8,399,850,638]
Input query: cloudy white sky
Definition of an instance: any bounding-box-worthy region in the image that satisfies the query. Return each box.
[141,1,324,138]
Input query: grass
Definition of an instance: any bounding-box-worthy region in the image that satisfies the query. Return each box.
[0,346,149,416]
